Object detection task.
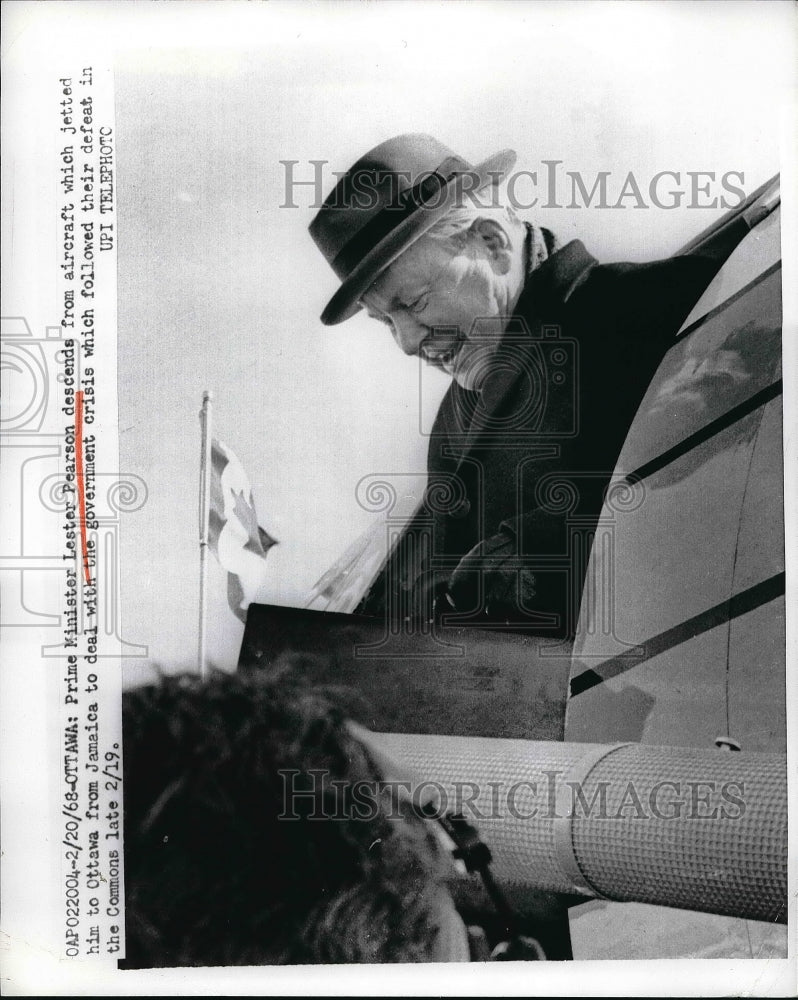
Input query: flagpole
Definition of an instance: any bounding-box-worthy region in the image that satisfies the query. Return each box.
[198,390,213,679]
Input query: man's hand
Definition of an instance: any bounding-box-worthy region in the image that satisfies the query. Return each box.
[446,531,537,617]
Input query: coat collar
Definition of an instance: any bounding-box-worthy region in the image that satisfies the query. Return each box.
[514,237,598,317]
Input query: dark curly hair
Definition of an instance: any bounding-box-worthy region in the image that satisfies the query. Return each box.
[122,659,451,967]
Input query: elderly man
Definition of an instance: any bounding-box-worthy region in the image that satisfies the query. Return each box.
[309,134,749,637]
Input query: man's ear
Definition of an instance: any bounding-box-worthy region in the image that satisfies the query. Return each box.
[467,217,514,274]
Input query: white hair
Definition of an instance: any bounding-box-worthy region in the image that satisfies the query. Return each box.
[424,179,523,246]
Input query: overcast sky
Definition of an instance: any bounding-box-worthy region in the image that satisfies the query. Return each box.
[114,1,794,684]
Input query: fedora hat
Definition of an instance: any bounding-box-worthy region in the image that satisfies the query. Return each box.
[309,134,517,325]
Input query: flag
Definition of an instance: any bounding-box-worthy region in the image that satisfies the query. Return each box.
[208,438,277,622]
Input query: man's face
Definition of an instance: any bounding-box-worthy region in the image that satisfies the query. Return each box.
[360,228,512,390]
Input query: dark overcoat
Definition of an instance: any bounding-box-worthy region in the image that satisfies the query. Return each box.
[357,220,749,637]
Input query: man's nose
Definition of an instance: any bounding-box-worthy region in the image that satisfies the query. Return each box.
[390,312,428,356]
